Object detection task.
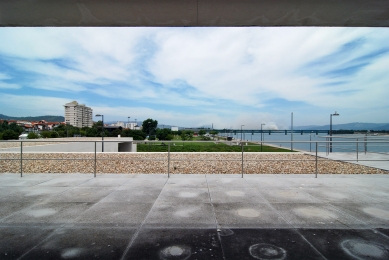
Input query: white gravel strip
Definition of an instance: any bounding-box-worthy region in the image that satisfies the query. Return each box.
[0,152,387,174]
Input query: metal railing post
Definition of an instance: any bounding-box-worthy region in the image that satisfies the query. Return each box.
[356,138,359,162]
[94,141,97,177]
[315,142,318,178]
[326,137,328,155]
[168,143,170,178]
[241,142,244,178]
[20,141,23,177]
[364,135,367,154]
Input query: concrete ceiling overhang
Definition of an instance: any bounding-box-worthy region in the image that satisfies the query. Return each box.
[0,0,388,27]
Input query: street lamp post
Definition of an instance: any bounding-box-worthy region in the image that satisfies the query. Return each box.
[241,125,244,142]
[261,123,265,152]
[330,111,339,153]
[95,114,104,152]
[128,116,130,129]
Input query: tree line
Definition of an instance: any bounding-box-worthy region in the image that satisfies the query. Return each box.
[0,118,219,141]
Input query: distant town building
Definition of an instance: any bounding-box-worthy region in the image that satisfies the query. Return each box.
[171,126,179,131]
[114,121,125,127]
[64,101,93,127]
[126,122,138,130]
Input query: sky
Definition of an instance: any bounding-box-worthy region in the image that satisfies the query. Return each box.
[0,27,388,130]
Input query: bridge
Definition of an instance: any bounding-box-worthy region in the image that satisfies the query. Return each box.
[184,129,330,135]
[216,129,328,135]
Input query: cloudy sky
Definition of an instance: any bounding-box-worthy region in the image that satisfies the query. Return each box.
[0,27,388,129]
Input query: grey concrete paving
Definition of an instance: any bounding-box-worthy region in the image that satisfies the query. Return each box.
[306,151,389,171]
[0,173,389,259]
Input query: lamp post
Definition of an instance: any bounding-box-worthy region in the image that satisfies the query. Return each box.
[128,116,130,129]
[95,114,104,152]
[330,111,339,153]
[241,125,244,142]
[261,123,265,152]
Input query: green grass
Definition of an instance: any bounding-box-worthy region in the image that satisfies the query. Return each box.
[137,141,292,152]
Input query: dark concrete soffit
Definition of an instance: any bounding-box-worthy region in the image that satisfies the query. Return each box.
[1,0,388,27]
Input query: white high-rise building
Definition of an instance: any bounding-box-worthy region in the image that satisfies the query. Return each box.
[64,101,93,127]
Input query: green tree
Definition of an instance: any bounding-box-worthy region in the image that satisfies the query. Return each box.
[180,130,194,141]
[9,122,23,135]
[110,127,123,137]
[0,121,9,132]
[40,131,51,138]
[122,129,146,140]
[156,128,174,141]
[198,129,206,136]
[85,128,97,137]
[27,132,40,139]
[2,130,19,140]
[210,130,219,135]
[142,118,158,138]
[92,121,108,138]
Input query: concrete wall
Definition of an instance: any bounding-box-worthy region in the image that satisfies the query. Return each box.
[0,137,135,153]
[1,0,388,27]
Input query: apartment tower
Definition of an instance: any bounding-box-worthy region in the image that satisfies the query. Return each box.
[64,101,93,127]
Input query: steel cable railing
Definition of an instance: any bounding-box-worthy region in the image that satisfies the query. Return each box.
[0,139,388,178]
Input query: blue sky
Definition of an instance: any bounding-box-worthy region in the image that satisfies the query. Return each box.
[0,27,388,129]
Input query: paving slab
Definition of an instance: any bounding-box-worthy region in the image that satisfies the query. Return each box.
[0,173,389,259]
[99,188,162,203]
[0,201,33,220]
[123,228,223,260]
[299,228,389,260]
[209,187,263,204]
[257,187,321,203]
[144,202,216,228]
[329,203,389,229]
[314,152,389,171]
[271,202,366,229]
[21,226,137,260]
[219,228,325,260]
[2,202,94,227]
[74,202,153,228]
[300,186,379,204]
[77,177,132,187]
[0,186,73,203]
[165,177,208,188]
[0,226,55,260]
[157,187,211,203]
[213,202,291,229]
[49,187,117,203]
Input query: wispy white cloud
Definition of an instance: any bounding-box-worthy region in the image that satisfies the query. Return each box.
[0,82,21,89]
[0,94,71,116]
[0,27,388,128]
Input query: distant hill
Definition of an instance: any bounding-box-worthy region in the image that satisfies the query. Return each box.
[0,114,64,122]
[294,122,389,131]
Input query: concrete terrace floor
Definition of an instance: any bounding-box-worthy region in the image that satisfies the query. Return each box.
[0,173,389,260]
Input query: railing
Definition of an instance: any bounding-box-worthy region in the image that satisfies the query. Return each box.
[0,139,388,178]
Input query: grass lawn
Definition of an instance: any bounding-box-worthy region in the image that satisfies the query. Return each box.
[137,141,292,152]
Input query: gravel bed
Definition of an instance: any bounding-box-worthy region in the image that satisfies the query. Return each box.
[0,152,387,174]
